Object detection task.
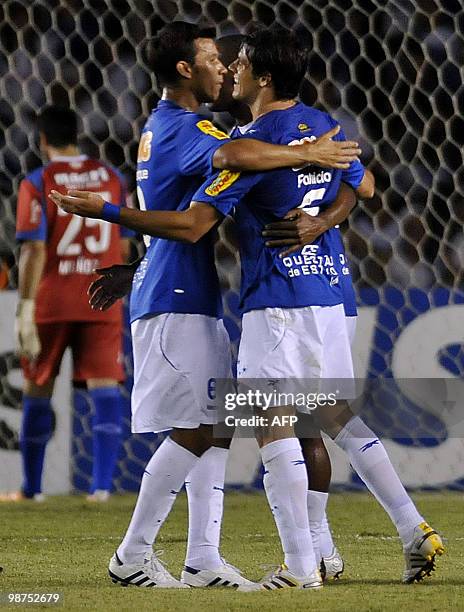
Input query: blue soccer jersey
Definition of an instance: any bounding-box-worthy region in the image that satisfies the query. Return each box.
[130,99,231,323]
[193,102,365,313]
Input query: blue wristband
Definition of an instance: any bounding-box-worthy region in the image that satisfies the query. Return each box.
[101,201,121,223]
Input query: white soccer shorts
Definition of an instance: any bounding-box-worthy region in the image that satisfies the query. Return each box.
[345,315,357,346]
[237,304,355,411]
[131,313,232,433]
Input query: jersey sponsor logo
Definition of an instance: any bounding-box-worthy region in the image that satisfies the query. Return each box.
[298,123,312,132]
[288,135,316,171]
[137,131,152,162]
[205,170,240,196]
[297,170,332,188]
[136,169,149,181]
[196,120,229,140]
[54,167,109,186]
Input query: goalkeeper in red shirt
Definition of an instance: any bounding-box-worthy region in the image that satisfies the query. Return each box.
[12,105,132,501]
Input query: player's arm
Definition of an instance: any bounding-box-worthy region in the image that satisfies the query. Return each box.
[263,182,357,257]
[213,125,362,171]
[51,169,258,244]
[16,240,46,360]
[332,119,375,199]
[355,168,375,199]
[117,202,221,244]
[15,178,48,359]
[50,190,222,244]
[18,240,46,300]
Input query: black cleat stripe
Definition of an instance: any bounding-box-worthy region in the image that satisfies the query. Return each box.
[270,580,283,589]
[109,569,127,584]
[115,553,124,566]
[275,576,295,587]
[134,576,150,586]
[146,582,156,587]
[125,570,144,582]
[263,584,272,590]
[222,580,230,587]
[417,530,438,548]
[183,566,200,575]
[208,577,222,586]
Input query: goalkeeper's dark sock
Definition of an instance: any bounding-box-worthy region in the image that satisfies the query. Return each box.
[89,387,123,493]
[20,396,54,497]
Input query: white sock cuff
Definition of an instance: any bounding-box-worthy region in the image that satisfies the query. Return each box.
[260,437,301,464]
[307,490,329,521]
[335,415,375,447]
[308,490,329,503]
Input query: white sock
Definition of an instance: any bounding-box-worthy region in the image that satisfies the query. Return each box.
[260,438,316,577]
[319,512,336,558]
[184,446,228,570]
[118,437,198,564]
[335,416,423,544]
[307,490,329,564]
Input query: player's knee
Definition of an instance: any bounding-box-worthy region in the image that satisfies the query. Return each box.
[295,411,320,440]
[316,400,353,439]
[255,426,295,448]
[170,427,212,457]
[211,436,233,449]
[300,435,325,455]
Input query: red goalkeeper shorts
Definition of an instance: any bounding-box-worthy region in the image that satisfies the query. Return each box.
[21,321,125,386]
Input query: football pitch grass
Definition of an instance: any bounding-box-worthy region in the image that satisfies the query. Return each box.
[1,491,463,611]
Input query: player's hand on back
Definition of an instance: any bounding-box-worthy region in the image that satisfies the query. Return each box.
[15,298,41,360]
[300,125,362,169]
[262,209,328,257]
[88,262,139,311]
[49,190,105,218]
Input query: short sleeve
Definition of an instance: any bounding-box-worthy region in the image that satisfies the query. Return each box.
[192,169,261,216]
[326,115,366,189]
[178,118,230,177]
[16,176,47,241]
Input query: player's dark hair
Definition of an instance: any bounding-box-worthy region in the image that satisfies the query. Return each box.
[37,105,78,147]
[242,25,309,100]
[146,21,217,87]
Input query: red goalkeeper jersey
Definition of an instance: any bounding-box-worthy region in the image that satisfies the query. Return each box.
[16,155,132,323]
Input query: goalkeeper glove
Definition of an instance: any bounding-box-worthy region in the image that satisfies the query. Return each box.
[15,298,41,360]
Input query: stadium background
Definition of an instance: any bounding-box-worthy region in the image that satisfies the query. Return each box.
[0,0,463,493]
